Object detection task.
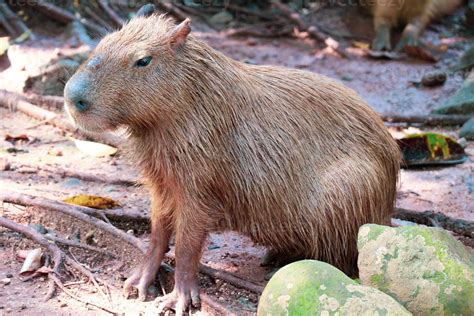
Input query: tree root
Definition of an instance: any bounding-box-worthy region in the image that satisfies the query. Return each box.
[8,160,137,186]
[0,190,147,253]
[394,207,474,238]
[0,0,36,39]
[380,114,471,126]
[98,0,124,27]
[28,0,104,36]
[0,89,122,147]
[0,216,116,314]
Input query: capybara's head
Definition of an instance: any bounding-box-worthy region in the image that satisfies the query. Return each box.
[64,5,191,132]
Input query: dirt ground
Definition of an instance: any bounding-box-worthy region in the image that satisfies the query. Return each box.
[1,4,473,316]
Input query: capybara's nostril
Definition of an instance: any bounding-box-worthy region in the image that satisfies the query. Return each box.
[64,72,92,113]
[75,100,90,112]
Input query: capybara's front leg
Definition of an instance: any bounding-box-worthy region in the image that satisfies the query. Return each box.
[123,208,172,301]
[155,222,206,316]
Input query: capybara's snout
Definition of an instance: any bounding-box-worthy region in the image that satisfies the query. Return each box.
[64,72,92,113]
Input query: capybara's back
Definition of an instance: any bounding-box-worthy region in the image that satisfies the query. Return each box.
[64,11,400,311]
[211,65,400,275]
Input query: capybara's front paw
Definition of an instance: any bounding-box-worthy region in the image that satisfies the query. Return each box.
[155,283,200,316]
[123,266,157,301]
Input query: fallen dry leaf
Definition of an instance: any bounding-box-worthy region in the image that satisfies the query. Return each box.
[63,195,120,209]
[5,134,29,144]
[70,138,117,157]
[19,248,43,276]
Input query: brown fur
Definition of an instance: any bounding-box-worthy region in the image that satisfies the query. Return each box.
[65,14,400,312]
[364,0,463,50]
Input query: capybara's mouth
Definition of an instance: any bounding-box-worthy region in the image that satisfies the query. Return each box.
[64,102,112,133]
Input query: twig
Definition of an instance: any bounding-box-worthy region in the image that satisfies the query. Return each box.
[84,6,113,30]
[98,0,125,27]
[0,89,122,147]
[0,10,16,36]
[199,264,265,294]
[225,22,292,38]
[9,161,137,186]
[271,1,347,57]
[28,0,104,35]
[381,114,471,126]
[0,0,36,40]
[24,93,65,110]
[72,20,97,49]
[394,207,474,238]
[201,293,238,315]
[0,216,114,312]
[50,274,116,314]
[156,2,188,21]
[45,234,117,258]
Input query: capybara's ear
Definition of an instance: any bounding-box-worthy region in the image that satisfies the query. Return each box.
[169,18,191,50]
[135,4,156,18]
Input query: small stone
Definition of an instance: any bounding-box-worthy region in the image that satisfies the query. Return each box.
[60,303,67,308]
[434,72,474,115]
[85,231,95,245]
[421,71,446,87]
[5,273,12,278]
[126,229,134,235]
[1,278,11,285]
[19,304,27,310]
[0,158,10,171]
[29,224,47,234]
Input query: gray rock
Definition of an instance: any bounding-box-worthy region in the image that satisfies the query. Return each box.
[460,117,474,140]
[358,224,474,315]
[434,72,474,115]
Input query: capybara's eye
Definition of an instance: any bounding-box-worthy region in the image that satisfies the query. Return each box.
[135,56,152,68]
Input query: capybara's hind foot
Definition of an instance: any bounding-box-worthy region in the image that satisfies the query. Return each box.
[261,249,302,267]
[123,265,157,301]
[155,284,200,316]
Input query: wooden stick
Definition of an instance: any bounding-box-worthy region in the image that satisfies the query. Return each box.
[98,0,125,27]
[0,0,36,40]
[0,10,16,36]
[24,94,65,110]
[381,114,471,126]
[394,207,474,238]
[29,0,104,35]
[9,161,137,186]
[45,234,117,258]
[199,264,265,294]
[200,293,238,316]
[0,89,122,147]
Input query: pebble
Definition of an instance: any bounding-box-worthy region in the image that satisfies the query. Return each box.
[126,229,134,235]
[1,278,11,285]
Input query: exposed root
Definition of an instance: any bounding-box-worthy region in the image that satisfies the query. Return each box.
[394,207,474,238]
[0,89,122,147]
[98,0,124,27]
[8,160,137,186]
[0,216,115,313]
[380,114,471,126]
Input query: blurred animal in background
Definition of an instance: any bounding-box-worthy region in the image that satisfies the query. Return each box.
[364,0,464,51]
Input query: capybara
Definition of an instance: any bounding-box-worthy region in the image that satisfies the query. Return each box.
[64,5,400,314]
[365,0,463,51]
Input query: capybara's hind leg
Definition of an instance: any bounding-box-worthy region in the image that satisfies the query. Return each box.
[123,213,171,301]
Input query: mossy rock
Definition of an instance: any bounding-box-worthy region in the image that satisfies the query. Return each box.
[358,224,474,315]
[257,260,411,316]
